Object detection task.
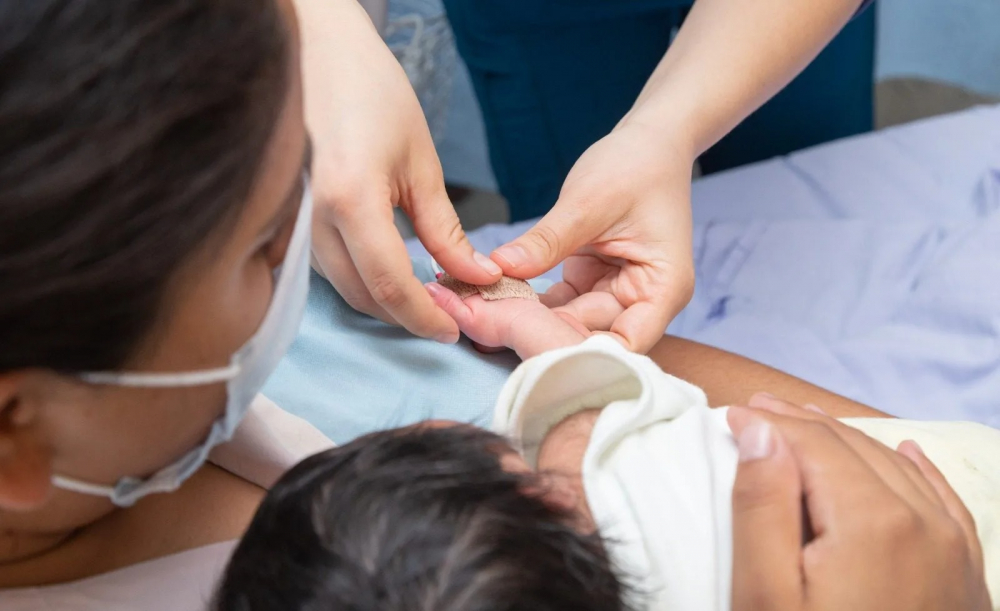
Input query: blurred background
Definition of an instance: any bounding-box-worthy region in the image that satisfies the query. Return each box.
[359,0,1000,233]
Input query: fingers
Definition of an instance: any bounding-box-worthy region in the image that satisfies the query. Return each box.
[728,413,804,610]
[310,222,394,324]
[608,263,692,353]
[553,291,625,332]
[746,395,944,514]
[332,195,459,342]
[608,300,674,354]
[897,440,985,572]
[728,406,898,540]
[407,187,503,284]
[540,282,582,309]
[424,282,475,330]
[491,199,610,280]
[428,282,588,359]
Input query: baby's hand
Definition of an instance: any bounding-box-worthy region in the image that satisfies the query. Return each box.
[425,281,588,360]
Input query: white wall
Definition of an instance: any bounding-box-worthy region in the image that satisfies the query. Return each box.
[876,0,1000,95]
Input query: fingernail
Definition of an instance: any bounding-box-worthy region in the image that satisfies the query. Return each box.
[425,282,443,297]
[903,439,926,457]
[435,333,458,344]
[474,251,502,275]
[737,419,774,463]
[804,403,827,415]
[493,245,528,269]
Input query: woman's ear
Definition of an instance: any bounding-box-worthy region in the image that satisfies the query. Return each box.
[0,372,54,511]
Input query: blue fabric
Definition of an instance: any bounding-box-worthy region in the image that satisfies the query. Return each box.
[441,0,875,221]
[263,106,1000,444]
[261,260,551,444]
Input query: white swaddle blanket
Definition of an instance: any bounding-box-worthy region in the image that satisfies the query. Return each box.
[493,336,1000,611]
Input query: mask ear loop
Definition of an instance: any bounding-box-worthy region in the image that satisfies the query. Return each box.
[78,363,241,388]
[51,475,116,497]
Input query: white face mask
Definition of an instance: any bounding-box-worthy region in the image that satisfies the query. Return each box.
[52,180,313,507]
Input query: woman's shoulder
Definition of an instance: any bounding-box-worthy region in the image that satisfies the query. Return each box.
[0,539,237,611]
[209,394,335,489]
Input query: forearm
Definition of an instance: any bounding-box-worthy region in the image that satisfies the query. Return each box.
[623,0,862,157]
[647,336,887,418]
[293,0,398,153]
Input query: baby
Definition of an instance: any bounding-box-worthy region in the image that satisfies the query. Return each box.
[215,280,1000,611]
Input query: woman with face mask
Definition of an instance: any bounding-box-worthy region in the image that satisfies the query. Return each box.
[0,0,334,606]
[0,2,989,610]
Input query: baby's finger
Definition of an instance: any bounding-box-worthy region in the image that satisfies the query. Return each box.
[425,283,473,333]
[472,342,508,354]
[540,282,580,309]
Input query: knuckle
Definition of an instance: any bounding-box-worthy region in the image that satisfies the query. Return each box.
[877,505,924,542]
[367,271,409,310]
[314,180,392,223]
[312,183,357,219]
[937,519,970,558]
[527,224,564,260]
[799,419,836,440]
[425,216,467,258]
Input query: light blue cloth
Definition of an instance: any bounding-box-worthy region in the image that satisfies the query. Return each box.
[263,105,1000,444]
[262,260,552,443]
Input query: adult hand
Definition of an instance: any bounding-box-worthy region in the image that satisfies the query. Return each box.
[298,0,501,342]
[727,397,992,611]
[490,119,697,353]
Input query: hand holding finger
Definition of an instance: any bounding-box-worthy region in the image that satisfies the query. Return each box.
[311,221,394,324]
[406,185,503,285]
[331,193,459,342]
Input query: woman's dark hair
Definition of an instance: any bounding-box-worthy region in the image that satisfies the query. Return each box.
[215,426,630,611]
[0,0,289,372]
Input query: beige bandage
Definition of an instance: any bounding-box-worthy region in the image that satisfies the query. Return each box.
[437,273,539,301]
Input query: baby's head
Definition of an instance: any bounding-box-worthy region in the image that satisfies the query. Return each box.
[214,425,628,611]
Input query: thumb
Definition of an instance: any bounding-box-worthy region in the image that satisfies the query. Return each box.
[728,408,804,611]
[409,188,502,285]
[491,197,606,279]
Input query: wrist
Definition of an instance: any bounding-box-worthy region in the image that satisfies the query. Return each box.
[616,52,735,159]
[615,101,700,167]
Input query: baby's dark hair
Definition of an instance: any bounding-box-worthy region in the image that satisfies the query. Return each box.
[214,425,629,611]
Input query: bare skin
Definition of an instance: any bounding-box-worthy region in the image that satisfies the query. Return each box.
[0,0,304,587]
[426,283,888,534]
[430,287,991,610]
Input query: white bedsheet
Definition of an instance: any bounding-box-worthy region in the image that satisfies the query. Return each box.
[409,105,1000,426]
[263,106,999,445]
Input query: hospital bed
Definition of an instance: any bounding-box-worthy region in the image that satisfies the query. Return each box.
[264,105,1000,444]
